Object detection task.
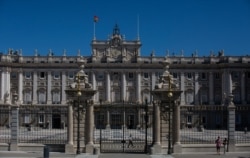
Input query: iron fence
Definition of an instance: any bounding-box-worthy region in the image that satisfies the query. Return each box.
[180,105,228,144]
[0,106,11,143]
[235,105,250,144]
[18,105,68,144]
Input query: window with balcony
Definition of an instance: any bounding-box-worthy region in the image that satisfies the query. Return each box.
[38,91,46,104]
[52,91,60,104]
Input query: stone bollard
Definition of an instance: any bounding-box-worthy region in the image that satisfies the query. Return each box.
[43,146,50,158]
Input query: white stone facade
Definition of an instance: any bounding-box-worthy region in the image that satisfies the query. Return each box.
[1,25,250,107]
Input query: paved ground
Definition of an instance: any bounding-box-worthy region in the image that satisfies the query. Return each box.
[0,151,250,158]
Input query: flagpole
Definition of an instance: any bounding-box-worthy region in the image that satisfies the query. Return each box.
[93,21,96,40]
[137,14,140,41]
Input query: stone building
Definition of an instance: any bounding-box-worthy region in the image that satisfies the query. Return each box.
[0,24,250,153]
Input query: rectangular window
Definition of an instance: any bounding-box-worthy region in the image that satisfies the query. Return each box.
[187,73,192,79]
[54,72,60,79]
[172,72,177,78]
[201,73,207,80]
[215,73,220,79]
[216,114,221,124]
[236,114,241,124]
[68,72,74,79]
[11,72,17,79]
[247,72,250,78]
[25,72,31,79]
[233,72,239,79]
[24,114,30,124]
[40,72,45,79]
[144,73,149,78]
[39,114,44,123]
[98,73,104,80]
[128,72,134,79]
[187,115,192,124]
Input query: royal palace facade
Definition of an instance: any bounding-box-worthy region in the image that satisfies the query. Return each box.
[0,24,250,132]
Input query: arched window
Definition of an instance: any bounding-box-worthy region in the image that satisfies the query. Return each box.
[23,89,32,104]
[186,90,194,105]
[38,90,46,104]
[52,90,60,104]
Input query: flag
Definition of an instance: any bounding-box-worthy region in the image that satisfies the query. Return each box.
[94,16,99,22]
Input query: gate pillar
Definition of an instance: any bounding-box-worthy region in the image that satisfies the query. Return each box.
[150,101,162,154]
[173,102,181,153]
[85,101,94,154]
[227,94,236,152]
[10,92,19,151]
[65,103,74,153]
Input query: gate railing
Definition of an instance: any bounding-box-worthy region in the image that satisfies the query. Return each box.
[180,105,250,144]
[0,105,68,145]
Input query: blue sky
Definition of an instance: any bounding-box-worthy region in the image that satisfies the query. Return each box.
[0,0,249,57]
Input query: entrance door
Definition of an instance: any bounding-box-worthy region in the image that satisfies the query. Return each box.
[52,114,61,129]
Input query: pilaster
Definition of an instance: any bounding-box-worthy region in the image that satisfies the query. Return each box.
[194,72,199,105]
[122,72,126,101]
[32,72,37,104]
[61,71,67,104]
[241,71,246,104]
[136,71,141,103]
[105,71,111,102]
[209,72,214,105]
[18,69,23,104]
[47,71,52,104]
[180,72,185,105]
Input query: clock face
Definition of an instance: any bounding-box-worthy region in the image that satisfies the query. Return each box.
[111,49,121,58]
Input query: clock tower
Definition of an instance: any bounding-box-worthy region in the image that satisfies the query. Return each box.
[91,24,141,63]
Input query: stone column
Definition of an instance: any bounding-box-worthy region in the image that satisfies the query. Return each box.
[65,103,74,153]
[1,71,5,102]
[136,71,141,103]
[228,71,233,95]
[85,102,94,154]
[106,110,110,129]
[47,71,52,104]
[106,71,111,102]
[122,72,126,101]
[61,71,66,104]
[91,71,97,102]
[5,69,11,104]
[136,108,141,129]
[209,72,214,105]
[227,94,236,152]
[194,72,199,105]
[10,105,19,151]
[151,72,156,102]
[150,101,162,154]
[32,72,37,104]
[173,102,181,153]
[18,70,23,104]
[241,71,246,104]
[180,72,185,105]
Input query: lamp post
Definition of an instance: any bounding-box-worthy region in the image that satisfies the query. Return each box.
[76,74,82,155]
[99,99,102,151]
[167,75,173,155]
[144,98,148,153]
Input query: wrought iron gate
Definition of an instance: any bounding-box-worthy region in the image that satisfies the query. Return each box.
[95,102,152,153]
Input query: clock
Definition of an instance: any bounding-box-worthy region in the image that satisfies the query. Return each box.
[111,48,121,58]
